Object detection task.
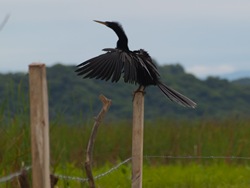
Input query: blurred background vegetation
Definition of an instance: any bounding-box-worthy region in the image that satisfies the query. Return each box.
[0,63,249,123]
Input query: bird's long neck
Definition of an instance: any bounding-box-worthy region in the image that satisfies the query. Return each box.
[113,26,129,51]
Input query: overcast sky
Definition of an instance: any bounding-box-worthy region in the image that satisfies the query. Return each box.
[1,0,250,78]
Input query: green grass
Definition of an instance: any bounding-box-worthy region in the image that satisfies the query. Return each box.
[1,118,250,187]
[53,163,250,188]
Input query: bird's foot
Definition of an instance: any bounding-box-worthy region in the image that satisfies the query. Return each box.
[132,86,145,101]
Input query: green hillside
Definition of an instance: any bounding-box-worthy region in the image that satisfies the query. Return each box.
[0,63,250,122]
[232,78,250,86]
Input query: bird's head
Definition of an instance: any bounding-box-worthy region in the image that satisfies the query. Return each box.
[94,20,123,31]
[93,20,129,51]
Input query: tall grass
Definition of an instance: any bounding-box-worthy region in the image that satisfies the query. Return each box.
[144,118,250,165]
[1,115,250,187]
[2,117,250,170]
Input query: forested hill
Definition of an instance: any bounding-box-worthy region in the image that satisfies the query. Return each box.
[1,63,250,122]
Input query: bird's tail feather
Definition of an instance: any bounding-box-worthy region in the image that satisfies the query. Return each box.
[157,82,196,108]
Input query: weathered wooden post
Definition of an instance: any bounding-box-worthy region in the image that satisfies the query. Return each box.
[29,63,50,188]
[132,88,145,188]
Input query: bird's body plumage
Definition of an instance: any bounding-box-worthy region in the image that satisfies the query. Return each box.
[76,20,196,108]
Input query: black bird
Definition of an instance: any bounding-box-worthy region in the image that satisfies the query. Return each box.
[76,20,196,108]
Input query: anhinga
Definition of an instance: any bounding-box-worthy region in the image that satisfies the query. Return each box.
[76,20,196,108]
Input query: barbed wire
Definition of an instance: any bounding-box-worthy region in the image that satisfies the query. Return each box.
[53,173,88,183]
[0,166,31,183]
[94,157,131,180]
[54,157,132,183]
[45,155,250,183]
[1,155,250,184]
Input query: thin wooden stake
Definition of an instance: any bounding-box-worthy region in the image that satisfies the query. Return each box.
[18,170,30,188]
[132,88,145,188]
[29,63,50,188]
[85,94,112,188]
[50,174,59,187]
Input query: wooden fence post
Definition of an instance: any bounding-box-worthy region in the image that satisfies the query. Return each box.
[29,63,50,188]
[132,89,145,188]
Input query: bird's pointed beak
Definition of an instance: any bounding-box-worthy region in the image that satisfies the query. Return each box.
[93,20,107,26]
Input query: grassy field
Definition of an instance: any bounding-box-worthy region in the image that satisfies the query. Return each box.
[1,117,250,187]
[54,163,250,188]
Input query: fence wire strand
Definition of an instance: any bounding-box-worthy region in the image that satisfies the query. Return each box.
[94,157,132,180]
[1,155,250,184]
[144,155,250,160]
[54,157,132,183]
[0,166,31,183]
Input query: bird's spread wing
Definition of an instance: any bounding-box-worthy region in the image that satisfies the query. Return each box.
[76,48,154,84]
[76,49,123,82]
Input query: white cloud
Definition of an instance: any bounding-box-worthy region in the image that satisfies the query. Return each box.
[186,65,236,78]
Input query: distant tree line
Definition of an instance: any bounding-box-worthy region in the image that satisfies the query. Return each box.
[0,63,250,123]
